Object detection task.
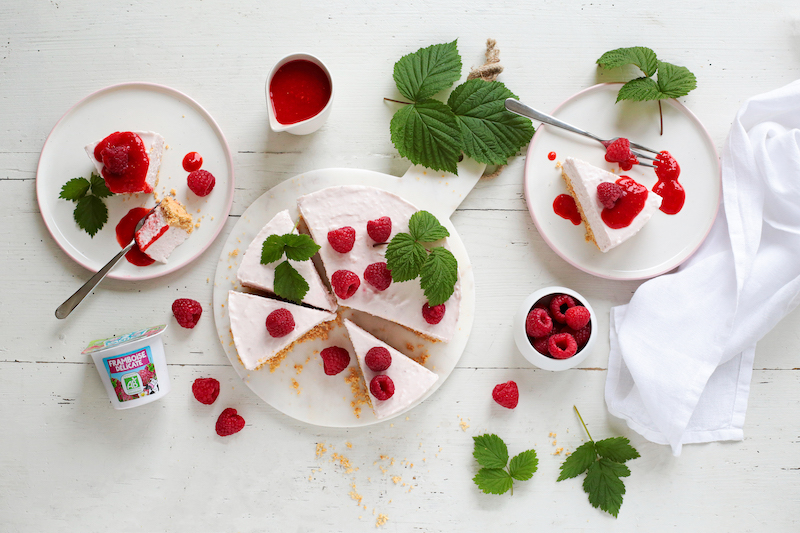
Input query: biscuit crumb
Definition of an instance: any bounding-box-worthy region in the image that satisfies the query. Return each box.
[553,447,564,455]
[316,443,327,457]
[294,364,303,375]
[459,417,470,432]
[229,249,239,258]
[376,514,388,527]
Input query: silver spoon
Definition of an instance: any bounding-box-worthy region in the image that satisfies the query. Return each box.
[55,201,161,319]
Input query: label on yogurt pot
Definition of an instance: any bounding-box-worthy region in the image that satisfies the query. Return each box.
[102,346,160,402]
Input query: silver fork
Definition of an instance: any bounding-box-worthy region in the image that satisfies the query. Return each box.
[505,98,659,167]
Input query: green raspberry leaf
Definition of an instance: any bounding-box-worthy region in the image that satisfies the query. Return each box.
[472,434,509,469]
[595,437,640,464]
[89,172,113,199]
[419,246,457,306]
[393,40,462,102]
[597,46,658,77]
[261,234,286,265]
[59,177,91,201]
[273,260,308,304]
[447,79,534,165]
[616,77,662,102]
[385,232,427,283]
[557,441,597,481]
[409,210,450,243]
[473,468,513,495]
[73,194,108,237]
[390,100,461,175]
[282,233,321,262]
[656,61,697,99]
[508,449,538,481]
[583,458,630,518]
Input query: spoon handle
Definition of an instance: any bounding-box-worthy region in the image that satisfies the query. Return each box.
[55,242,135,319]
[505,98,605,144]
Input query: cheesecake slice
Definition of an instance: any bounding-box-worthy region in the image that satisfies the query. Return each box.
[85,131,164,194]
[135,197,193,263]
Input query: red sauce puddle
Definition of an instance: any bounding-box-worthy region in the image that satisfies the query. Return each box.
[182,151,203,172]
[601,177,648,228]
[553,194,581,225]
[269,59,331,125]
[115,207,155,267]
[653,151,685,214]
[548,151,557,161]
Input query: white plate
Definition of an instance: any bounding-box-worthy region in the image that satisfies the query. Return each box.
[36,82,235,280]
[523,83,721,280]
[212,165,481,427]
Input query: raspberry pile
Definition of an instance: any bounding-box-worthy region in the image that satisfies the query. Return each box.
[524,293,592,359]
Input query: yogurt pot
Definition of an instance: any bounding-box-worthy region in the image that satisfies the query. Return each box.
[82,324,170,409]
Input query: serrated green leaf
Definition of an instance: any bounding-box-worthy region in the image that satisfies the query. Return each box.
[282,233,321,262]
[447,79,535,165]
[656,61,697,99]
[557,441,597,481]
[385,232,427,283]
[597,46,658,77]
[419,247,457,306]
[472,434,509,469]
[73,194,108,237]
[89,172,113,198]
[273,261,308,304]
[390,100,461,174]
[59,177,91,201]
[583,458,629,518]
[616,77,662,102]
[595,437,640,463]
[393,40,462,102]
[473,468,513,495]
[261,234,286,265]
[408,210,449,242]
[508,449,538,481]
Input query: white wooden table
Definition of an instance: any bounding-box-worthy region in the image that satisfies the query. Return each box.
[2,1,799,530]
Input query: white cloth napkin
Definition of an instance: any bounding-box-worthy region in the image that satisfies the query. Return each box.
[605,79,800,456]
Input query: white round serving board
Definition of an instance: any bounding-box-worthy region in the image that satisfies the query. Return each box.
[36,82,235,280]
[212,162,483,427]
[524,83,721,280]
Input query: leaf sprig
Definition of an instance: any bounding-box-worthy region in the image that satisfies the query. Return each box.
[385,211,457,306]
[260,232,321,304]
[59,172,113,237]
[389,41,534,174]
[557,406,640,518]
[596,46,697,103]
[472,434,538,496]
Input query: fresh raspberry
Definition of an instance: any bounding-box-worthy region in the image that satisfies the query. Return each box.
[365,346,392,372]
[327,226,356,253]
[320,346,350,376]
[422,302,446,325]
[370,374,395,401]
[364,262,392,291]
[548,333,578,359]
[215,407,245,436]
[138,365,155,385]
[100,144,130,175]
[266,308,295,337]
[187,169,216,197]
[597,182,623,209]
[549,294,576,324]
[192,377,220,405]
[565,306,591,330]
[172,298,203,329]
[492,381,519,409]
[573,324,592,347]
[331,270,360,299]
[367,216,392,243]
[531,335,551,355]
[604,138,633,163]
[525,307,553,338]
[655,151,680,181]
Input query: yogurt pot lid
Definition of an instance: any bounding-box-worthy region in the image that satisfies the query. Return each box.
[82,324,167,355]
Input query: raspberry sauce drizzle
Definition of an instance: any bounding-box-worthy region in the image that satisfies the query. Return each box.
[115,207,155,266]
[553,194,581,225]
[182,151,203,172]
[601,177,649,229]
[94,132,150,193]
[653,151,685,215]
[548,151,557,161]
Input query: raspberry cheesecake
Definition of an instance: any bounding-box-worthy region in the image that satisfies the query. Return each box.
[135,197,193,263]
[236,209,337,312]
[343,319,438,420]
[228,291,336,371]
[297,185,460,342]
[85,131,165,194]
[561,157,662,252]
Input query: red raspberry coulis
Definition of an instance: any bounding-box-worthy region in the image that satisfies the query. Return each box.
[553,194,581,225]
[652,151,685,215]
[182,151,203,172]
[601,177,649,229]
[548,151,557,161]
[115,207,155,267]
[93,132,150,193]
[269,59,331,125]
